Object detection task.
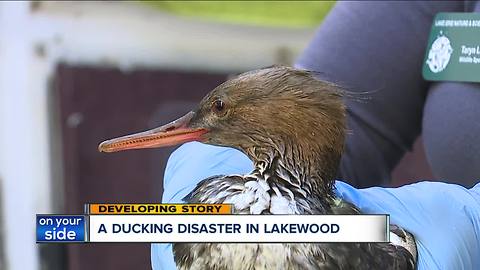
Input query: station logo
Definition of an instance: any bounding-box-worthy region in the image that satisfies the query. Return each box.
[426,32,453,73]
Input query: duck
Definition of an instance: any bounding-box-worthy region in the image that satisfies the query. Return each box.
[99,66,417,270]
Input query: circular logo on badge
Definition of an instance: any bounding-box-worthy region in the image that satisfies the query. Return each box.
[426,33,453,73]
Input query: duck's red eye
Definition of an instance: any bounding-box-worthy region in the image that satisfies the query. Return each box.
[212,99,225,113]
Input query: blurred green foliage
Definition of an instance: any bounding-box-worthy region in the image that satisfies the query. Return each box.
[141,1,335,28]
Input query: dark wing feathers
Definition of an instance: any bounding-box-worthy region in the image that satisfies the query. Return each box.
[183,174,247,203]
[175,175,416,270]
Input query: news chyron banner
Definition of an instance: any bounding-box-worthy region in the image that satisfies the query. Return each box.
[36,204,390,243]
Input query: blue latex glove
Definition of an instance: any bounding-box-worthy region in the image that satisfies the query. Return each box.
[335,182,480,269]
[151,142,480,270]
[151,142,253,270]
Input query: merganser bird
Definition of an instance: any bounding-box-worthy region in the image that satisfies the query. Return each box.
[99,66,417,270]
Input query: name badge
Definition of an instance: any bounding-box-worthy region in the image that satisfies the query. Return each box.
[423,13,480,83]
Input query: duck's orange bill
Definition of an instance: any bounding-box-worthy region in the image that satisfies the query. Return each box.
[98,111,207,153]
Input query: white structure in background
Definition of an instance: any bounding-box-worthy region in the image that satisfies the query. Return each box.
[0,1,313,269]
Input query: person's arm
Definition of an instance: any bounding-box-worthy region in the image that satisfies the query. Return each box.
[295,1,474,186]
[151,143,480,269]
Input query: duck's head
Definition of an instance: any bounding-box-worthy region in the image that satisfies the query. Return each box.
[99,66,346,192]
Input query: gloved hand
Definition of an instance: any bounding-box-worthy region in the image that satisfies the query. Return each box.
[335,181,480,270]
[151,142,480,270]
[152,142,253,270]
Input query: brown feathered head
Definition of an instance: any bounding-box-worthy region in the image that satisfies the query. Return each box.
[99,66,346,193]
